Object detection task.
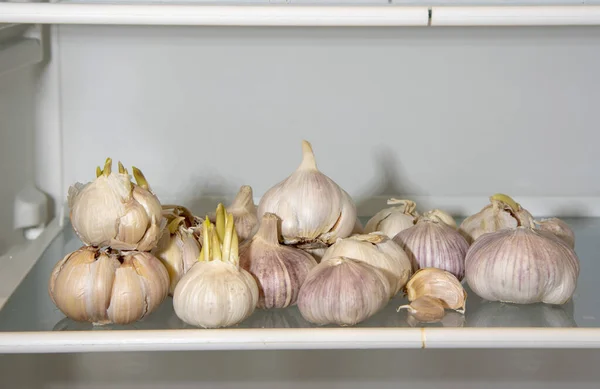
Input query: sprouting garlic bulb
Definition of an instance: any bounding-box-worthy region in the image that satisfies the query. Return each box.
[398,296,446,323]
[49,246,169,325]
[535,217,575,249]
[422,209,457,229]
[298,256,390,326]
[393,215,469,280]
[173,207,258,328]
[152,205,201,295]
[239,213,317,309]
[364,198,419,238]
[68,158,164,251]
[208,185,258,242]
[257,140,357,247]
[321,232,413,297]
[459,193,534,243]
[405,268,466,312]
[465,227,580,305]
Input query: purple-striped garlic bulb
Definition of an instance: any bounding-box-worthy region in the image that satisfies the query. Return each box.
[297,257,390,326]
[239,213,317,309]
[393,214,469,280]
[535,218,575,249]
[465,227,580,305]
[320,232,413,297]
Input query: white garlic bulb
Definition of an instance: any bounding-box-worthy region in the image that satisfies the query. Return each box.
[535,217,575,249]
[393,215,469,280]
[405,268,466,312]
[321,232,413,297]
[459,193,534,243]
[364,198,419,238]
[49,246,169,325]
[208,185,258,242]
[465,227,580,305]
[68,158,164,251]
[257,140,357,246]
[239,213,317,309]
[173,208,258,328]
[152,205,201,295]
[422,209,457,229]
[297,256,390,326]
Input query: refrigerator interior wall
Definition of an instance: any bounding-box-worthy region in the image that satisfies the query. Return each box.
[58,25,599,217]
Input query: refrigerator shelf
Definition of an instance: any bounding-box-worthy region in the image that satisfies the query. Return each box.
[0,217,598,353]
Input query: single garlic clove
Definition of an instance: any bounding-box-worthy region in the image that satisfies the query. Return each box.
[320,232,413,297]
[364,199,419,239]
[422,209,457,229]
[398,296,446,323]
[126,251,170,314]
[86,252,121,323]
[393,216,469,280]
[535,217,575,249]
[459,193,534,244]
[239,213,317,309]
[465,227,580,305]
[107,264,146,325]
[405,268,466,312]
[257,140,357,246]
[297,256,390,326]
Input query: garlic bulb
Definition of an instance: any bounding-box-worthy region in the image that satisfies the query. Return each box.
[49,246,169,325]
[257,140,357,247]
[173,207,258,328]
[422,209,457,229]
[321,232,413,297]
[364,199,419,238]
[459,193,534,243]
[398,296,446,324]
[465,227,580,305]
[208,185,258,242]
[393,215,469,280]
[152,205,201,295]
[298,256,390,326]
[239,213,317,309]
[405,268,466,312]
[301,246,328,262]
[68,158,164,251]
[535,217,575,249]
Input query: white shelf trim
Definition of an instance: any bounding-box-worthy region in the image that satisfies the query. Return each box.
[0,3,429,26]
[431,5,600,26]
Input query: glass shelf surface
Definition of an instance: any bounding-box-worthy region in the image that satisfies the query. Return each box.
[0,217,598,332]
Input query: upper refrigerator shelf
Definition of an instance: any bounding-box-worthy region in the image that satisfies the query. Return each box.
[1,2,600,26]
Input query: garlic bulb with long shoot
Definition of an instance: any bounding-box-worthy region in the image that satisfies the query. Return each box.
[207,185,258,242]
[68,158,164,251]
[364,199,419,238]
[49,246,169,325]
[393,214,469,280]
[239,213,317,309]
[297,256,390,326]
[173,206,258,328]
[320,232,413,297]
[152,205,201,295]
[465,227,580,305]
[459,193,534,243]
[535,217,575,249]
[257,140,357,248]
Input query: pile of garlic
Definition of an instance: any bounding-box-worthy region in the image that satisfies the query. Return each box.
[49,158,170,325]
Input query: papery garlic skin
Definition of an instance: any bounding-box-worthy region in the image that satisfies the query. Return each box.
[173,260,258,328]
[68,159,164,251]
[364,199,418,239]
[239,213,317,309]
[423,209,457,229]
[210,185,259,242]
[321,232,413,297]
[459,193,534,244]
[535,217,575,249]
[465,227,580,305]
[257,140,357,246]
[297,256,390,326]
[49,247,169,325]
[393,217,469,280]
[405,268,466,312]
